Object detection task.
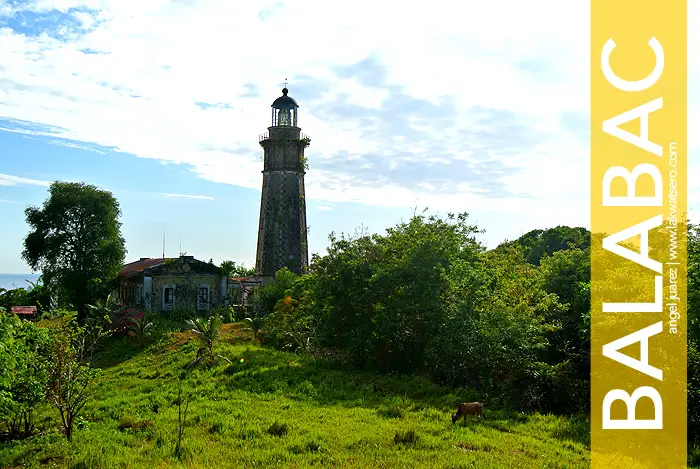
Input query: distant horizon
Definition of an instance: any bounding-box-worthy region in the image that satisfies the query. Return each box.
[0,273,41,291]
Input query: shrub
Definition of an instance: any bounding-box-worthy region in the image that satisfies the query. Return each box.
[0,315,52,439]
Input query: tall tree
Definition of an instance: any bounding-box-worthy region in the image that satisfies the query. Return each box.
[22,182,126,322]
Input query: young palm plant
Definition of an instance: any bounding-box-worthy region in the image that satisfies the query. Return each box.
[185,314,230,368]
[128,315,154,347]
[85,293,125,329]
[242,315,265,341]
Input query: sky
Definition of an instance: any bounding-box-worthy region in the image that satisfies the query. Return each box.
[0,0,699,274]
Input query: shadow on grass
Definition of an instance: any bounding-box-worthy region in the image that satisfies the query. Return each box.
[92,335,152,369]
[215,346,593,448]
[92,319,190,369]
[221,347,468,413]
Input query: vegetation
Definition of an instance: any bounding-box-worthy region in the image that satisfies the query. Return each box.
[128,314,154,347]
[242,315,265,342]
[257,214,586,413]
[0,279,51,315]
[0,323,591,467]
[45,320,106,441]
[22,182,126,322]
[2,187,700,466]
[0,315,52,439]
[185,314,230,367]
[220,260,256,278]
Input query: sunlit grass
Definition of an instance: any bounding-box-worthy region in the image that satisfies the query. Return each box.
[0,321,591,468]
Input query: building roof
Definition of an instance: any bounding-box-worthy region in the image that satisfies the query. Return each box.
[271,87,299,109]
[119,258,168,279]
[11,306,37,315]
[119,256,223,279]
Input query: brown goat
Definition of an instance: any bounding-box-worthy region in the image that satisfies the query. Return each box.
[451,402,485,423]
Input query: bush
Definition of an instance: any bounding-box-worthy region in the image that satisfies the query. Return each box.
[169,305,197,322]
[211,305,231,323]
[0,315,52,439]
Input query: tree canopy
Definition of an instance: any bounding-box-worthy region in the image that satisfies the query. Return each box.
[500,226,590,265]
[22,182,126,322]
[220,260,256,278]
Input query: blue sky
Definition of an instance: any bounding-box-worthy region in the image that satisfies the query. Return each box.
[1,1,699,274]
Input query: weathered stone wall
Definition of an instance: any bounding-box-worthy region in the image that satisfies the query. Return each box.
[116,257,250,313]
[256,125,309,276]
[151,274,221,312]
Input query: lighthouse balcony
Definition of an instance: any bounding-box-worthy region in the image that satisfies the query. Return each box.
[259,132,310,143]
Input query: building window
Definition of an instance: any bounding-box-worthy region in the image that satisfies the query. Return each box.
[197,285,210,311]
[163,285,175,311]
[136,284,143,304]
[227,286,239,305]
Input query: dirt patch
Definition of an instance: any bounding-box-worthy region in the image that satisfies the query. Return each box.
[221,323,255,342]
[167,330,196,350]
[222,323,245,332]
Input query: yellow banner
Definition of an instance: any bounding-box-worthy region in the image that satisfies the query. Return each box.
[591,1,687,468]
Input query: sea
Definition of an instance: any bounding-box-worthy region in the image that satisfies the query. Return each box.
[0,274,42,291]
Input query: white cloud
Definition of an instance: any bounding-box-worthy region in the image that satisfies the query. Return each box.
[0,173,51,187]
[160,193,214,201]
[0,0,697,236]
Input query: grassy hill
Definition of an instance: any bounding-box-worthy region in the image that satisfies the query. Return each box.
[1,321,591,468]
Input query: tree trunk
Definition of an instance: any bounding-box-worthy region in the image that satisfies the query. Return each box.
[23,411,33,437]
[66,414,73,441]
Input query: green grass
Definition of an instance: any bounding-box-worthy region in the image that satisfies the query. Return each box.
[0,322,591,468]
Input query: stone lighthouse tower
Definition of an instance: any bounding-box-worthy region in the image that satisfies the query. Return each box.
[255,86,310,280]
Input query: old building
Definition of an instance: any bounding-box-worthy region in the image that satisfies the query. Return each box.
[113,88,311,312]
[115,255,262,313]
[255,86,310,280]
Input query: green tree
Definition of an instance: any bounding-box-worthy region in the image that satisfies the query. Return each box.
[46,319,108,441]
[22,182,126,322]
[306,212,484,372]
[537,247,591,412]
[220,260,256,278]
[251,267,298,315]
[429,245,559,410]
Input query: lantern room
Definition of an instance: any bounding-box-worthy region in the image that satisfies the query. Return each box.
[271,87,299,127]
